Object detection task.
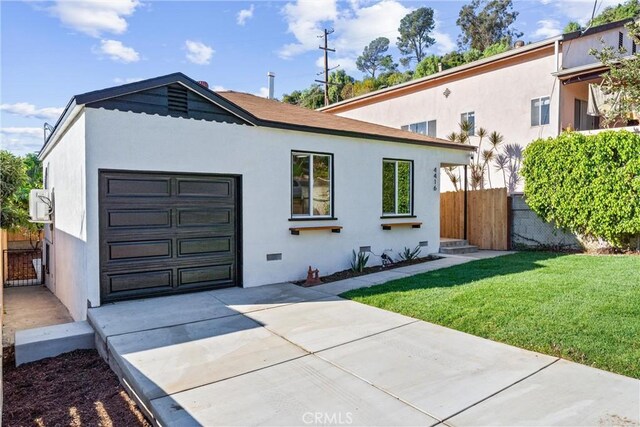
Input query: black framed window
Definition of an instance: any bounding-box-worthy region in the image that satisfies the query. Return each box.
[382,159,413,216]
[291,152,333,218]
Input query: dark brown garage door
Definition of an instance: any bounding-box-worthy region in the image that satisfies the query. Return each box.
[99,170,240,303]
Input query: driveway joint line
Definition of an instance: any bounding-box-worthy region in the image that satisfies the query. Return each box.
[313,351,443,425]
[146,354,312,404]
[440,357,562,423]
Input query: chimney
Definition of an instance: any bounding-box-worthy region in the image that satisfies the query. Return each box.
[197,80,209,88]
[267,72,275,99]
[437,62,443,73]
[514,40,525,48]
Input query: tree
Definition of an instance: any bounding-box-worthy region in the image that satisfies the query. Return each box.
[328,70,355,104]
[457,0,522,52]
[281,84,325,110]
[590,0,640,27]
[481,40,510,58]
[356,37,396,78]
[0,150,24,205]
[441,51,466,69]
[563,21,582,33]
[397,7,436,67]
[414,54,441,78]
[589,21,640,126]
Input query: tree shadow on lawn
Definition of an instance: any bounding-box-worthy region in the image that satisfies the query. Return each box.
[341,251,568,298]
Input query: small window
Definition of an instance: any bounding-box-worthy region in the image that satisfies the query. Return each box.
[427,120,437,137]
[402,121,435,137]
[531,96,550,126]
[619,31,624,49]
[460,112,475,135]
[292,152,332,217]
[382,159,413,216]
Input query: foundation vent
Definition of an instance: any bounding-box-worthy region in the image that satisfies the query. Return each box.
[266,253,282,261]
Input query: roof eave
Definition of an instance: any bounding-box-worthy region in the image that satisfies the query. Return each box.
[318,36,560,112]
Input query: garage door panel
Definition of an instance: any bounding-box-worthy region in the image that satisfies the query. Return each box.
[177,237,232,257]
[100,171,240,303]
[106,269,174,293]
[177,208,233,227]
[178,264,234,287]
[107,209,172,229]
[108,240,173,262]
[105,176,171,197]
[176,178,233,198]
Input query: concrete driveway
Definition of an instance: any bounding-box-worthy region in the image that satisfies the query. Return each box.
[88,281,640,426]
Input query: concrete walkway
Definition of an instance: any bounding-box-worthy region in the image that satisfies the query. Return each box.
[88,253,640,426]
[3,286,73,347]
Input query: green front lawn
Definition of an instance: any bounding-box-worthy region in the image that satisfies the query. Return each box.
[342,252,640,378]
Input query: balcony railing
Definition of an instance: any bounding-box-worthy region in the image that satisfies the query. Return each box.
[576,125,640,135]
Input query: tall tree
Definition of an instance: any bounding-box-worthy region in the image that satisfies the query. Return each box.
[397,7,436,67]
[356,37,396,78]
[457,0,522,52]
[0,150,27,230]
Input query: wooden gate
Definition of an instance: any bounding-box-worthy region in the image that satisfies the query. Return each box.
[440,188,508,250]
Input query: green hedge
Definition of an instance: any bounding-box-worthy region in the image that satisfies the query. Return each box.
[522,131,640,248]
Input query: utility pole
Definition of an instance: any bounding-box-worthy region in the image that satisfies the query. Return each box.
[315,28,336,106]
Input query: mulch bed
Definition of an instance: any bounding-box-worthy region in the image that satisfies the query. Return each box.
[296,255,442,286]
[3,346,151,427]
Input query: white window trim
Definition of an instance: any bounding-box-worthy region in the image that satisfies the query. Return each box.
[291,151,333,218]
[531,95,551,127]
[382,159,413,217]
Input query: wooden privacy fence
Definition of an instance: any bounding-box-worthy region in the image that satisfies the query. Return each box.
[440,188,509,250]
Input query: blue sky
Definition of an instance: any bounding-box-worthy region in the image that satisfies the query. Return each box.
[0,0,620,155]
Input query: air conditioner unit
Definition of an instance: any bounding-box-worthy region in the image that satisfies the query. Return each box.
[29,189,53,223]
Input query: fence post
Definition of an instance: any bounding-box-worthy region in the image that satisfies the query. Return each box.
[507,195,513,250]
[463,165,468,241]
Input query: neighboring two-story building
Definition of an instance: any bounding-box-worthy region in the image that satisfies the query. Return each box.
[320,19,638,191]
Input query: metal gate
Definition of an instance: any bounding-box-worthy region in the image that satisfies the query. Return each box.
[3,248,44,287]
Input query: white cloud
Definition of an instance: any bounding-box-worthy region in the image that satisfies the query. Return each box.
[237,4,255,26]
[0,103,64,120]
[185,40,214,65]
[255,87,270,98]
[113,77,143,84]
[315,55,358,73]
[0,128,44,155]
[532,19,562,40]
[544,0,622,25]
[47,0,141,37]
[278,0,338,59]
[279,0,452,72]
[95,39,140,63]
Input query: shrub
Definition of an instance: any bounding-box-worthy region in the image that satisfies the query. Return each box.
[350,250,370,273]
[398,246,422,261]
[522,131,640,248]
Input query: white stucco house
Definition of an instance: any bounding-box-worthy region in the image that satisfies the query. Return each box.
[38,72,473,320]
[320,19,639,191]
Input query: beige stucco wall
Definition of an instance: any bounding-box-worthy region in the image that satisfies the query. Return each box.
[562,26,632,69]
[335,50,560,191]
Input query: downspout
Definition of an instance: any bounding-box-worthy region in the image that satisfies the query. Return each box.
[555,39,563,135]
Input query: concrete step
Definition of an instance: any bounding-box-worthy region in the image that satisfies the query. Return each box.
[439,245,479,255]
[15,321,95,366]
[440,239,470,248]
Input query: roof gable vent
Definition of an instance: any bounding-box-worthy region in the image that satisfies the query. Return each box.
[167,84,188,114]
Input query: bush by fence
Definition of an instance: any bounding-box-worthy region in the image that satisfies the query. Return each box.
[522,130,640,249]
